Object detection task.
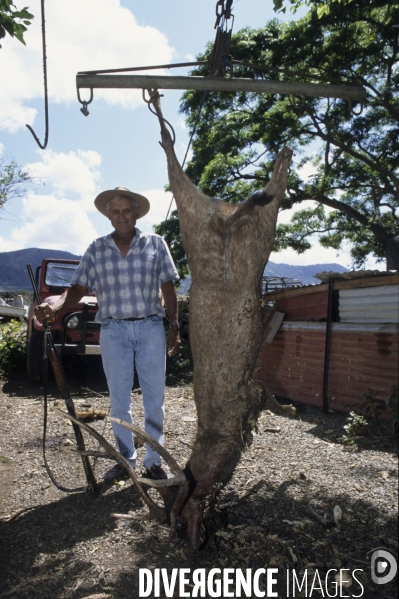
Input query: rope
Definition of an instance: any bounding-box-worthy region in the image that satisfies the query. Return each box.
[181,91,208,169]
[161,90,208,228]
[26,0,49,149]
[42,336,87,493]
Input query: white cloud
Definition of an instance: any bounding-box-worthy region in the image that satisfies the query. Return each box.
[0,193,99,254]
[275,194,353,267]
[25,149,102,209]
[271,234,381,270]
[0,149,104,253]
[0,142,5,156]
[297,160,318,183]
[0,0,175,132]
[176,116,188,131]
[0,149,174,253]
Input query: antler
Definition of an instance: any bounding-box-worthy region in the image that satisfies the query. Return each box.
[52,408,189,534]
[110,418,184,476]
[110,417,190,538]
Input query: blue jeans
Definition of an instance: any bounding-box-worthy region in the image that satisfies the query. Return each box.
[100,315,166,470]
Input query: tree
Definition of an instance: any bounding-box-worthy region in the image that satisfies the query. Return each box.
[0,158,32,213]
[0,0,33,47]
[273,0,357,18]
[170,0,398,270]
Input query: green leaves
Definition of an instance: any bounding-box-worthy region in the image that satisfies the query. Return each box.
[175,0,399,268]
[0,319,26,379]
[0,0,34,47]
[154,210,190,282]
[0,158,32,212]
[273,0,356,18]
[273,0,285,11]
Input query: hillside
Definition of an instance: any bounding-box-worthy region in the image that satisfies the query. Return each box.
[177,262,350,294]
[0,247,349,292]
[264,261,349,284]
[0,248,81,291]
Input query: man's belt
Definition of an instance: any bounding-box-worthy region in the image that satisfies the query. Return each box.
[119,314,157,322]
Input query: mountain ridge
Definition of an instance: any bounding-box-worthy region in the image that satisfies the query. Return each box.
[0,248,82,291]
[177,261,350,294]
[0,247,350,291]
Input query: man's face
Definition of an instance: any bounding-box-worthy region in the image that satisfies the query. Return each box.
[108,197,139,236]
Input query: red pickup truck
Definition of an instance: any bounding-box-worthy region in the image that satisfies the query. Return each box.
[27,259,101,382]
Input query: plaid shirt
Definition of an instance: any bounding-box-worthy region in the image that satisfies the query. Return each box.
[71,229,179,322]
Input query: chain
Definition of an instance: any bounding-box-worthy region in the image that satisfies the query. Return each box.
[210,0,234,77]
[147,1,231,232]
[215,0,234,30]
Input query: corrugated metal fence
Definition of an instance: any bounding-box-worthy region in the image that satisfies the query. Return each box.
[339,285,399,323]
[256,274,399,413]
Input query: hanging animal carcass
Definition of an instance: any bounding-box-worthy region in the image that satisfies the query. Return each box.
[150,95,294,547]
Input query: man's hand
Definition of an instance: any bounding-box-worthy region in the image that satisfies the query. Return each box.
[161,280,181,357]
[168,325,181,357]
[34,302,56,323]
[34,284,87,324]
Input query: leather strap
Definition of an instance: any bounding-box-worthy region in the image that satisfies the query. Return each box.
[42,334,88,493]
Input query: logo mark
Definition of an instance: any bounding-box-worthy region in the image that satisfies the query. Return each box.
[371,550,397,585]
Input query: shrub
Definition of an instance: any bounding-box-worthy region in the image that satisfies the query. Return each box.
[0,319,26,378]
[360,386,398,436]
[341,386,399,444]
[340,411,369,445]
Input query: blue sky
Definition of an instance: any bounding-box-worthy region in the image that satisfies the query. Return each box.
[0,0,379,267]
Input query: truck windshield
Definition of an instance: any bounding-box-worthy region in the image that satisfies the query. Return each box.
[45,263,79,287]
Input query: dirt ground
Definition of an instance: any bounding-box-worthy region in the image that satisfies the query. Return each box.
[0,363,397,599]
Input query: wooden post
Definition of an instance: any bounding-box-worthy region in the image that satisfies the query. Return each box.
[76,73,365,102]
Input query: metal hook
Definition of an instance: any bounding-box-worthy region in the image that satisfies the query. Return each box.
[77,87,94,117]
[142,89,176,146]
[26,0,49,149]
[142,88,162,105]
[349,98,364,116]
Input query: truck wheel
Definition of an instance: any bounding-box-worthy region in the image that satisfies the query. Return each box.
[27,330,46,382]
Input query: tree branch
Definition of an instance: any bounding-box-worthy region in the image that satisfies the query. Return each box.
[304,109,399,195]
[299,192,393,246]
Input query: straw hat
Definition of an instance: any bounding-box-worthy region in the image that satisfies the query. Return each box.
[94,186,150,219]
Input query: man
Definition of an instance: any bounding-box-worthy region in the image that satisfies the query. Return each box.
[35,186,180,482]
